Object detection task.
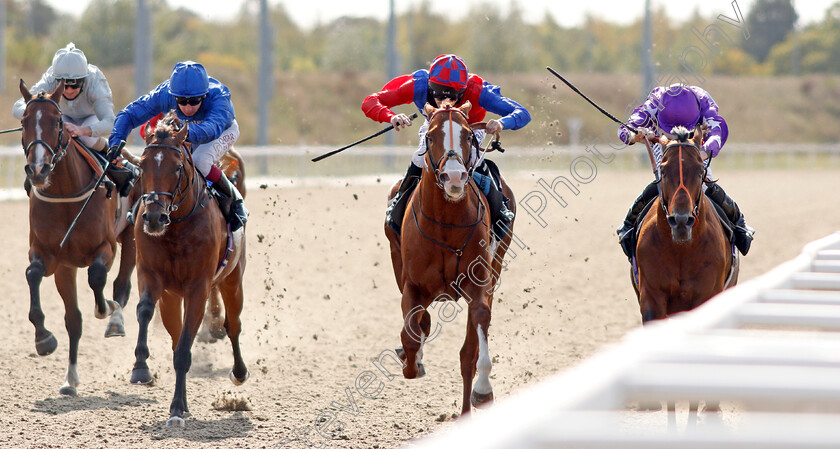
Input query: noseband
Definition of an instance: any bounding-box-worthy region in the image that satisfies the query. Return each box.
[424,108,480,190]
[22,96,68,168]
[658,141,707,218]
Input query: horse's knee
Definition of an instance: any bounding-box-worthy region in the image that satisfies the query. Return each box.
[136,297,155,323]
[470,305,491,328]
[88,262,108,289]
[26,261,45,285]
[172,347,192,372]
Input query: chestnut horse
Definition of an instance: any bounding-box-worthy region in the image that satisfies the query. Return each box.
[131,112,248,426]
[385,102,516,415]
[19,80,135,396]
[634,126,738,323]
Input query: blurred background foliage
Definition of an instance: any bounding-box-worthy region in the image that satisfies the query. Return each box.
[2,0,840,145]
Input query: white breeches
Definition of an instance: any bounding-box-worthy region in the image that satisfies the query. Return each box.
[192,119,240,177]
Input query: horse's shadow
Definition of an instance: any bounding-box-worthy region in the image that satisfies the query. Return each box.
[141,413,254,441]
[31,391,157,415]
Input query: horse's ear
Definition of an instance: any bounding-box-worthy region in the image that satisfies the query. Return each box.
[424,103,436,116]
[175,122,189,144]
[692,126,704,146]
[19,79,32,102]
[143,121,154,143]
[459,100,472,115]
[49,79,65,103]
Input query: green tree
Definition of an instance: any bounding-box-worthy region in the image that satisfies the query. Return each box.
[742,0,798,62]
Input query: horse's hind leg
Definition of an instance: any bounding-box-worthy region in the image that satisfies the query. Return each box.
[459,301,494,415]
[219,272,248,385]
[106,229,136,337]
[89,252,118,320]
[197,287,225,343]
[55,265,82,396]
[26,256,57,356]
[168,286,211,427]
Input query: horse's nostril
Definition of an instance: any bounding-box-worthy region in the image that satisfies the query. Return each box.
[686,216,696,227]
[440,172,450,183]
[142,213,150,223]
[459,172,468,183]
[24,166,33,177]
[667,216,677,227]
[159,214,170,225]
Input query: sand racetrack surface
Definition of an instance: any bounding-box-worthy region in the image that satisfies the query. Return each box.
[0,168,837,448]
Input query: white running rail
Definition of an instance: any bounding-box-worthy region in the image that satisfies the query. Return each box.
[411,232,840,449]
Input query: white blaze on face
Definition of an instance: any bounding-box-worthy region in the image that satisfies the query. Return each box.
[33,110,46,168]
[474,324,493,395]
[441,118,463,153]
[154,151,164,167]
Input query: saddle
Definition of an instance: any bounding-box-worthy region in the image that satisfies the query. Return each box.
[81,140,138,197]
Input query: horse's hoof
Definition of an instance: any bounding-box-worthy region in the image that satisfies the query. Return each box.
[35,333,58,356]
[130,368,154,385]
[470,390,494,409]
[95,300,119,319]
[166,416,185,428]
[104,323,125,338]
[59,385,77,396]
[230,369,250,386]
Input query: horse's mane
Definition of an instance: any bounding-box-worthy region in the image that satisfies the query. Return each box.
[36,91,47,99]
[154,111,182,140]
[670,125,692,143]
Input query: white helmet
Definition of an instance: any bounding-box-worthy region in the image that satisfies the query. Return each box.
[52,43,89,79]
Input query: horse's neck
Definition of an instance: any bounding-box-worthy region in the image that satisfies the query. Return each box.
[170,168,205,221]
[42,143,95,195]
[417,174,482,224]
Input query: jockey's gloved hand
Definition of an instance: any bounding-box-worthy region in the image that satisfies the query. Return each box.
[486,119,504,135]
[390,114,413,131]
[631,127,655,143]
[107,140,125,162]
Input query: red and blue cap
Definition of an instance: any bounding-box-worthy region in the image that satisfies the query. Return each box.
[429,54,468,90]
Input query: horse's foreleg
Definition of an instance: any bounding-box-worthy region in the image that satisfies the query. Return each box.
[131,288,158,385]
[168,288,209,427]
[398,285,426,379]
[89,252,118,320]
[26,257,57,356]
[106,230,136,337]
[55,265,81,396]
[219,271,249,385]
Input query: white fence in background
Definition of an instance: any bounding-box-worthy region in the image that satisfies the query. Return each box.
[411,232,840,449]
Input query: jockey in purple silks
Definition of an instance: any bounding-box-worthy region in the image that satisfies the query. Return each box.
[616,84,754,259]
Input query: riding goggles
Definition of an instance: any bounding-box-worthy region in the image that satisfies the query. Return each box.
[175,95,205,106]
[60,78,84,89]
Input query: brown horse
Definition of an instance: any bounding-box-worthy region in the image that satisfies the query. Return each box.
[130,112,248,426]
[19,79,135,396]
[633,126,738,323]
[385,102,516,415]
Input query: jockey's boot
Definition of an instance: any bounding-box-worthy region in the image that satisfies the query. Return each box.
[213,173,249,232]
[617,181,659,260]
[484,182,514,241]
[107,158,139,197]
[386,162,422,234]
[705,182,754,255]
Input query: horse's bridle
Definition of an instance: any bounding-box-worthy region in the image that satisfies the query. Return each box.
[141,144,193,221]
[658,141,707,218]
[22,96,68,169]
[424,108,480,190]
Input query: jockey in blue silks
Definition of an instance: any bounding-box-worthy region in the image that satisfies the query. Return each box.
[616,84,754,258]
[108,61,247,231]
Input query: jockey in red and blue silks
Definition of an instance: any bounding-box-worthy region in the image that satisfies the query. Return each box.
[108,61,247,231]
[616,84,753,259]
[362,54,531,239]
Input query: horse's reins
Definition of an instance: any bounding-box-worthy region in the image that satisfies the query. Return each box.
[659,142,707,219]
[141,143,210,224]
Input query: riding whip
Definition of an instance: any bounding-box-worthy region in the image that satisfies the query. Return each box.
[60,140,124,248]
[0,127,22,134]
[312,113,419,162]
[546,66,637,134]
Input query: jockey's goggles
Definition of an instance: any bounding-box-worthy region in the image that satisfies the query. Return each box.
[175,95,205,106]
[60,78,84,89]
[429,83,464,103]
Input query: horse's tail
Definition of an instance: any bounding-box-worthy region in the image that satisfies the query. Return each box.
[670,125,691,142]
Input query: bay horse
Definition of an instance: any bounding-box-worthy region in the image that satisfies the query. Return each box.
[633,126,738,323]
[19,79,135,396]
[385,101,516,415]
[131,112,248,426]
